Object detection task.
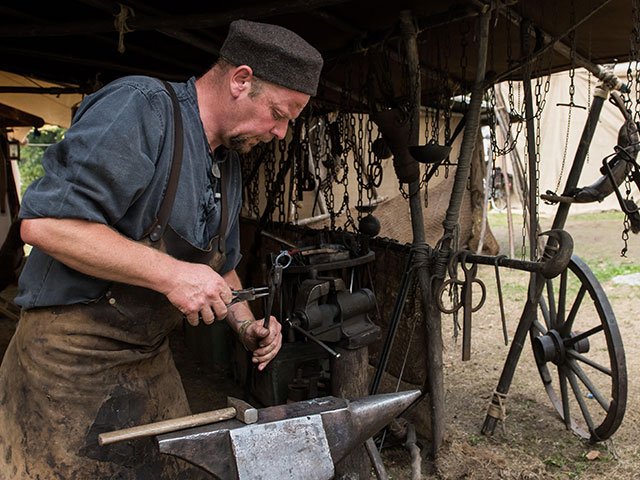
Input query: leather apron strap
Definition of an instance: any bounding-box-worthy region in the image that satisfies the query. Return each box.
[146,81,183,242]
[144,80,229,256]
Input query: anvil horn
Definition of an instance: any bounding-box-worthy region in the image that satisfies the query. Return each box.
[324,390,421,465]
[157,390,421,480]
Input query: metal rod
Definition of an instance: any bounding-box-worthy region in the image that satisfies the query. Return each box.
[465,254,544,273]
[287,321,341,358]
[369,249,415,395]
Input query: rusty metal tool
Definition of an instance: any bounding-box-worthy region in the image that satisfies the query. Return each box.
[98,397,257,446]
[156,390,421,480]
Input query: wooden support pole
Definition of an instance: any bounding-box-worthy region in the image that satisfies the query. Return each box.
[519,21,539,262]
[428,5,490,452]
[398,10,445,459]
[332,346,371,479]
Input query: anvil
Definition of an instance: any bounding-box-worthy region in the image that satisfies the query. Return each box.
[157,390,420,479]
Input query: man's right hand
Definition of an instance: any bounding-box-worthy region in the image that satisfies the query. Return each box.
[20,218,234,326]
[164,262,234,326]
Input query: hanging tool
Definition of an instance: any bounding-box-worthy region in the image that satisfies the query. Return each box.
[494,255,509,346]
[437,250,486,361]
[263,251,290,329]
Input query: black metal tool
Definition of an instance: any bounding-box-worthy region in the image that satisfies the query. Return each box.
[437,251,486,361]
[493,255,509,346]
[226,287,270,308]
[263,260,284,329]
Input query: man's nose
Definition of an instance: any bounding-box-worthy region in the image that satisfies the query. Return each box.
[271,120,288,140]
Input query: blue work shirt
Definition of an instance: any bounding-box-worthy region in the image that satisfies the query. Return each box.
[16,76,243,309]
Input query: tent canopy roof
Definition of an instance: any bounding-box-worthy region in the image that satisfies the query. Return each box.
[0,1,635,110]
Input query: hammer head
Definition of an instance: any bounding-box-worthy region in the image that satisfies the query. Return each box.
[227,397,258,424]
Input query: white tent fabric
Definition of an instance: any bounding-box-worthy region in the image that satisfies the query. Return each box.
[497,65,640,215]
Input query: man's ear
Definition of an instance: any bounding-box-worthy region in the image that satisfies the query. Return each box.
[229,65,254,99]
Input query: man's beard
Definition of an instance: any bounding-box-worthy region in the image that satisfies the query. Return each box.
[229,135,257,153]
[229,134,274,153]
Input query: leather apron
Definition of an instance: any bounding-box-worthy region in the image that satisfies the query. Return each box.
[0,82,228,479]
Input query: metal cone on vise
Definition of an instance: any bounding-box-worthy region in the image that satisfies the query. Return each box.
[157,389,421,479]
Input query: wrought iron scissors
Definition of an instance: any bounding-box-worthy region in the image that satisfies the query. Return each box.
[436,250,486,361]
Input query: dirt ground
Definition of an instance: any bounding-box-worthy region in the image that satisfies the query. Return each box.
[380,211,640,480]
[0,211,638,479]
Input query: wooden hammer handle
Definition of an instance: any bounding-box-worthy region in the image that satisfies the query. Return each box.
[98,407,236,446]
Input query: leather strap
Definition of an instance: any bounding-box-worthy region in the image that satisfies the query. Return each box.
[217,160,229,253]
[147,81,184,242]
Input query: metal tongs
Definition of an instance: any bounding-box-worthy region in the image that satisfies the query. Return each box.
[226,287,270,307]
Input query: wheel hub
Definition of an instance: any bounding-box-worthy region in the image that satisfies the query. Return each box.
[532,330,590,365]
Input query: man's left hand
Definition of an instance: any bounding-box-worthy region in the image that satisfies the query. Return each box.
[242,317,282,370]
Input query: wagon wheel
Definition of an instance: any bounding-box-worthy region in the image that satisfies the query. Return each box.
[530,255,627,442]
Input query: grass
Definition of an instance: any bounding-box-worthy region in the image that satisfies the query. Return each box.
[586,261,640,283]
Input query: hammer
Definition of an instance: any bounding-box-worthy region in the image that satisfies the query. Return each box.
[98,397,257,446]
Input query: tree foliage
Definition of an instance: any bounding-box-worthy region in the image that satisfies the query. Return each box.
[18,126,66,196]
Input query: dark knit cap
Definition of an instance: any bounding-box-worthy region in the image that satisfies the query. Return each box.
[220,19,323,96]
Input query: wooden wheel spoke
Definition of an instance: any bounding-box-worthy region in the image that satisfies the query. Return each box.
[566,369,597,436]
[566,350,612,376]
[532,319,547,336]
[560,285,587,337]
[564,325,604,348]
[557,269,567,325]
[546,279,557,328]
[558,366,571,429]
[539,297,552,332]
[568,359,610,412]
[531,256,627,442]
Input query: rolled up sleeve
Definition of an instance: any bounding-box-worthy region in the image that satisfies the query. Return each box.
[20,83,167,226]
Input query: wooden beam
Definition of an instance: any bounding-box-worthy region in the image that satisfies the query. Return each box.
[0,87,91,95]
[76,0,220,55]
[0,103,44,128]
[0,0,349,38]
[0,3,204,73]
[0,47,187,81]
[493,0,616,84]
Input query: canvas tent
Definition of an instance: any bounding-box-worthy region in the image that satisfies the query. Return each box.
[497,64,640,215]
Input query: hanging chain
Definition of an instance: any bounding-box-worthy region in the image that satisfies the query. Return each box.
[621,0,640,255]
[557,16,577,193]
[621,175,632,257]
